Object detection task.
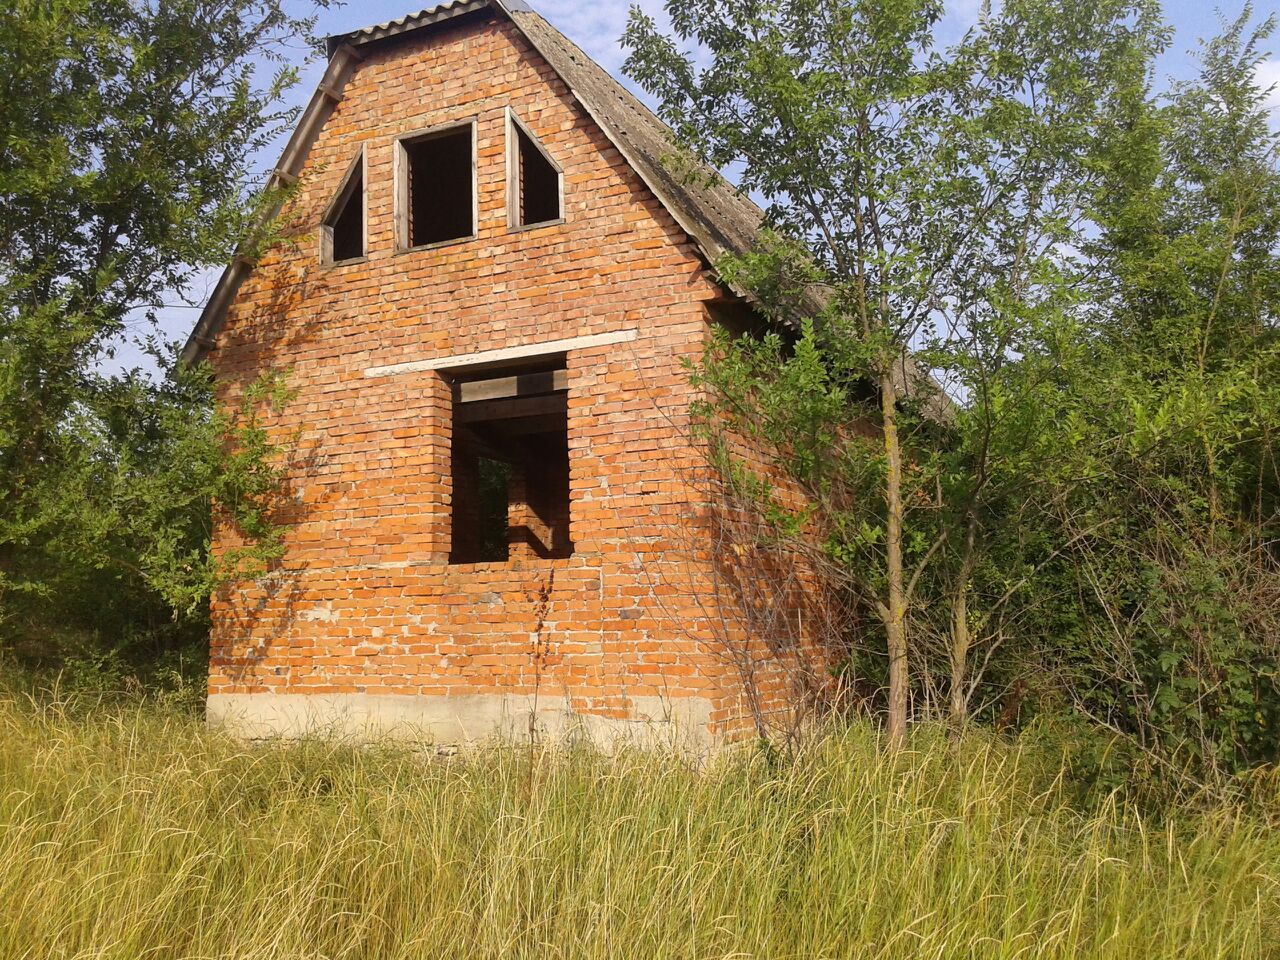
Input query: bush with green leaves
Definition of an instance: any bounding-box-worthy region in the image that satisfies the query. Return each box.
[0,0,326,671]
[626,0,1279,776]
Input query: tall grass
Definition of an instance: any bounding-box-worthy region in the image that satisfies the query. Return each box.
[1,688,1277,959]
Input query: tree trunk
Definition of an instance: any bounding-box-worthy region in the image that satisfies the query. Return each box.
[880,369,908,745]
[950,511,978,728]
[949,583,970,728]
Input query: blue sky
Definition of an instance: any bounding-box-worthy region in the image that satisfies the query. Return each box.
[304,0,1279,82]
[121,0,1280,373]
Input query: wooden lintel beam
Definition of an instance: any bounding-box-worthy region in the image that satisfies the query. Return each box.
[455,393,566,424]
[455,368,567,403]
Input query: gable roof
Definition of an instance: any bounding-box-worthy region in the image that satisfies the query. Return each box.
[180,0,764,366]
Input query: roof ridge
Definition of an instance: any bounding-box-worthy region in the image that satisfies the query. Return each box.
[324,0,493,57]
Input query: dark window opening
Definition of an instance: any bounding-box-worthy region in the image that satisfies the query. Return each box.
[323,158,364,263]
[473,457,513,561]
[404,126,473,247]
[514,123,560,226]
[450,366,572,563]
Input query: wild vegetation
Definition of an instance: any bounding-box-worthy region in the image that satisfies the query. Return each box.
[1,680,1278,960]
[0,0,1277,953]
[0,0,315,670]
[624,0,1280,779]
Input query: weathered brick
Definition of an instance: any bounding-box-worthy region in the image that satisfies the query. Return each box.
[206,12,823,747]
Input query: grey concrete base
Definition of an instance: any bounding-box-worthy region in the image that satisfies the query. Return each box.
[207,691,716,751]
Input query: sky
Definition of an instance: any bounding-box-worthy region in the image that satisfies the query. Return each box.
[120,0,1280,373]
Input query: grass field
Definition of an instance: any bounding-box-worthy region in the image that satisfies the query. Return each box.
[1,685,1277,959]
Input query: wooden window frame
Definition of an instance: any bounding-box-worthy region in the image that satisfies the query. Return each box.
[505,108,564,231]
[394,118,478,253]
[319,146,368,266]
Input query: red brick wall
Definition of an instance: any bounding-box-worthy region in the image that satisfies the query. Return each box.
[206,12,817,744]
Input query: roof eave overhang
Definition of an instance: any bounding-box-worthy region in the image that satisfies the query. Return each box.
[180,41,366,366]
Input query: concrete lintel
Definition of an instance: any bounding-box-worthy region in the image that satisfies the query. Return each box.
[363,329,638,379]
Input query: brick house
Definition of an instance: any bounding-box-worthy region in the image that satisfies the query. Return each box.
[185,0,823,747]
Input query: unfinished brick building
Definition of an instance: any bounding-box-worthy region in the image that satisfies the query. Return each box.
[186,0,826,747]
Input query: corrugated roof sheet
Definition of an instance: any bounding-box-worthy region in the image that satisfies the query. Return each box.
[508,5,765,269]
[324,0,494,57]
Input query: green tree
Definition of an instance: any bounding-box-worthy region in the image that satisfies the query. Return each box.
[624,0,1165,740]
[1024,6,1280,775]
[0,0,322,667]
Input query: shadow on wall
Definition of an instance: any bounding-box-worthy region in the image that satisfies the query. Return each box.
[621,420,860,745]
[689,472,859,742]
[207,248,329,690]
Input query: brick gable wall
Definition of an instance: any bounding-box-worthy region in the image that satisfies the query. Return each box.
[206,12,817,746]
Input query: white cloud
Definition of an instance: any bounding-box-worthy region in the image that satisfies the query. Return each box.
[1255,58,1280,124]
[946,0,991,29]
[533,0,657,75]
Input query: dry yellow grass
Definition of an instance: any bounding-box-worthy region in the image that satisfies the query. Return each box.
[1,687,1277,959]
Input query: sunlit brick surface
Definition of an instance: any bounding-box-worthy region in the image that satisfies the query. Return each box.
[207,14,815,744]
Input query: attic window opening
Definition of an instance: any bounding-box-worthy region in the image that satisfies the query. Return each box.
[400,123,475,248]
[322,150,365,264]
[509,114,562,228]
[449,363,573,564]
